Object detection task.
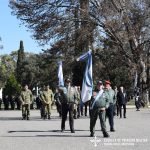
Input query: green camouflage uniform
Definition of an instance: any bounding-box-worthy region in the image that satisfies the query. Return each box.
[40,89,54,119]
[73,88,80,119]
[20,89,33,120]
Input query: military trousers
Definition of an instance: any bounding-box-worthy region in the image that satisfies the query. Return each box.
[77,104,81,117]
[42,103,51,118]
[22,104,30,118]
[61,103,74,131]
[73,103,80,118]
[90,108,107,134]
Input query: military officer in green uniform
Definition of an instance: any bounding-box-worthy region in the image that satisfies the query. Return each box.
[59,78,77,133]
[90,81,109,137]
[40,85,54,119]
[20,84,33,120]
[105,80,116,132]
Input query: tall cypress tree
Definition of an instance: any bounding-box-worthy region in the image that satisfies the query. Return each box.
[16,40,25,84]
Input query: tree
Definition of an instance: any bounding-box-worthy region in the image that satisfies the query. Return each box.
[88,0,150,101]
[9,0,150,99]
[0,36,3,49]
[0,54,16,87]
[16,40,25,84]
[3,73,21,97]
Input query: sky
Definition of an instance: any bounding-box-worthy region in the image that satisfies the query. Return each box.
[0,0,48,55]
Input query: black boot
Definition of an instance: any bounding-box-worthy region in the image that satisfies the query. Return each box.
[48,115,51,119]
[22,115,26,120]
[22,117,25,120]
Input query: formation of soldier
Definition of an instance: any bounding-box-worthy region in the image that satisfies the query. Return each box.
[0,78,133,138]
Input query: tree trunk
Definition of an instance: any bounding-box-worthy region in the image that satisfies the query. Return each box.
[79,0,89,52]
[146,48,150,105]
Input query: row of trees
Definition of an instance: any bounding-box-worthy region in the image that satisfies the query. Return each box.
[1,0,149,100]
[0,40,58,97]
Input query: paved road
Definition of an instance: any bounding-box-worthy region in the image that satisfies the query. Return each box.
[0,108,150,150]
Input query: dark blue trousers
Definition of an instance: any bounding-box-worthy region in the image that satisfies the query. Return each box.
[106,104,114,130]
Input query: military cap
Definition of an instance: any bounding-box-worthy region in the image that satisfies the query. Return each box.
[97,80,103,85]
[105,80,111,85]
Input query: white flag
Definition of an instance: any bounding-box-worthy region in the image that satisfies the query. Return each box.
[58,61,64,86]
[77,50,93,103]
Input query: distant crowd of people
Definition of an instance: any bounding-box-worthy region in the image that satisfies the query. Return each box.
[0,95,21,110]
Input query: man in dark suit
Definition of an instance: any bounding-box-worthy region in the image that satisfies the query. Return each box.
[117,86,127,118]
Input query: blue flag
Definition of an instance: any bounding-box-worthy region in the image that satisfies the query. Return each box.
[58,61,64,86]
[77,50,93,103]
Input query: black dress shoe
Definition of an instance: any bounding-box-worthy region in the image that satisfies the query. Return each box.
[71,130,75,133]
[90,132,94,137]
[124,116,126,118]
[110,128,115,132]
[27,117,30,120]
[103,132,110,138]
